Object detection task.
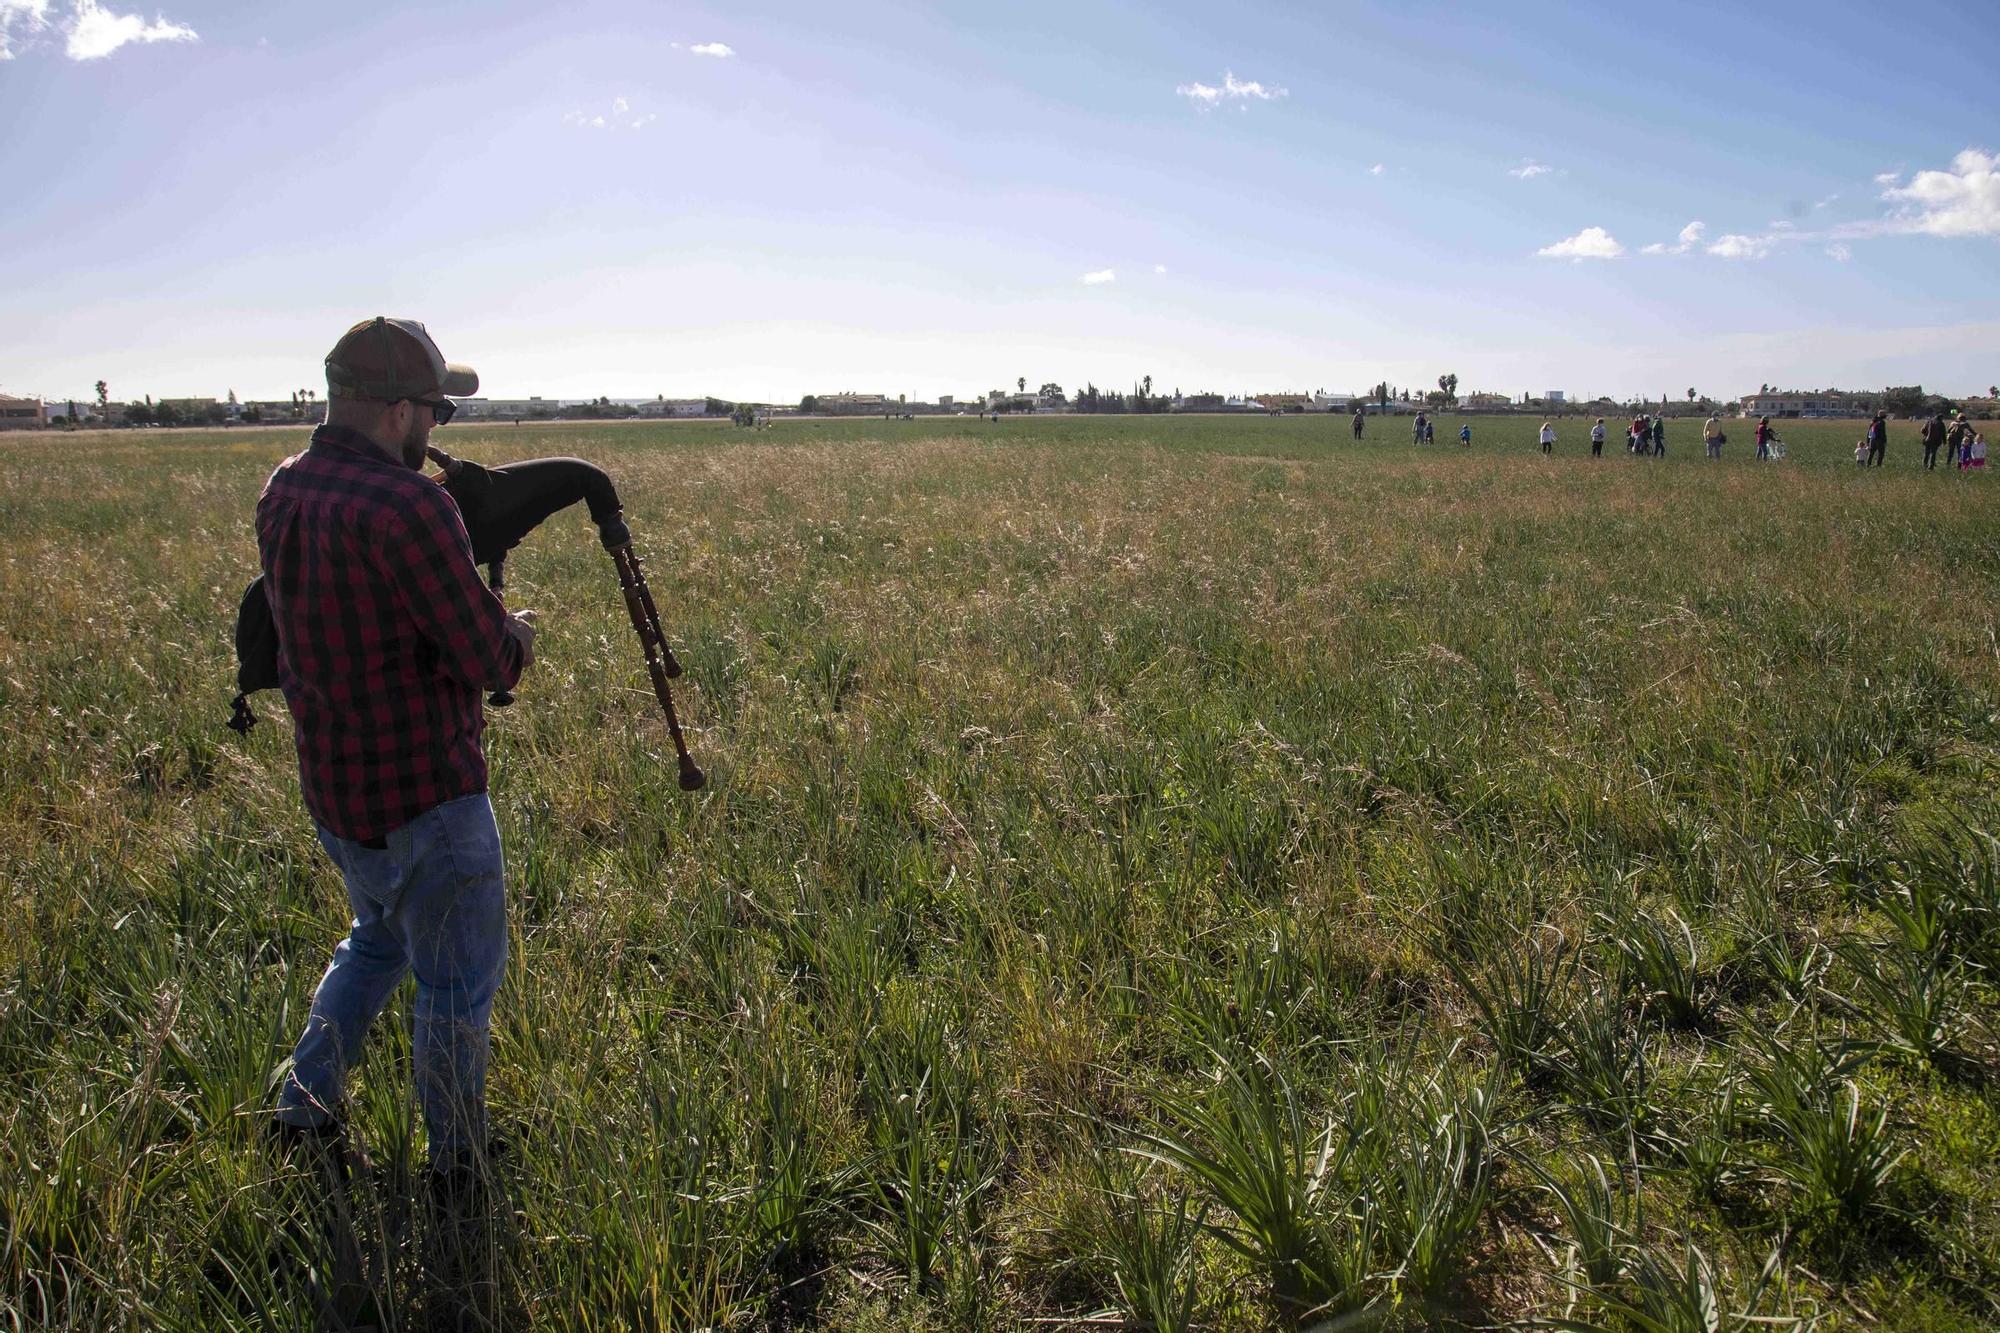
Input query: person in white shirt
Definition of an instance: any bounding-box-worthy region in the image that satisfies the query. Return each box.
[1590,418,1606,458]
[1539,421,1556,455]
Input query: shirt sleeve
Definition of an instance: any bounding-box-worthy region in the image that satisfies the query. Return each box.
[377,486,526,692]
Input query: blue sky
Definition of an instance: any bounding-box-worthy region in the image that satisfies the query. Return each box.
[3,0,1996,405]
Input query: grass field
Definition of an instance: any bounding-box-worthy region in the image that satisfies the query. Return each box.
[2,413,1997,1330]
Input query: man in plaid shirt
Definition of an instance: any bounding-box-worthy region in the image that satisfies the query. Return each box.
[262,317,535,1191]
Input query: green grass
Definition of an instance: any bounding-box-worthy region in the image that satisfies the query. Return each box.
[1,413,1996,1329]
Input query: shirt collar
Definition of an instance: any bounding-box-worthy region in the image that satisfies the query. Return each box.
[310,422,408,469]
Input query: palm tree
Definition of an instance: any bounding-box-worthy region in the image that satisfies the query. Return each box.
[1017,376,1026,395]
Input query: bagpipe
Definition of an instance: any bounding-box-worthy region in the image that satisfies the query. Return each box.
[229,446,705,790]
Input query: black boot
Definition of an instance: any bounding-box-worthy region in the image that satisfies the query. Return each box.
[423,1143,513,1331]
[265,1118,382,1329]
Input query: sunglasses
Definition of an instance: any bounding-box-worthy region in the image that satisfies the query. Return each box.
[406,397,458,426]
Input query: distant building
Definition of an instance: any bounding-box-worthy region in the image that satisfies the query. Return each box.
[242,399,317,422]
[937,396,954,409]
[1311,390,1357,410]
[818,392,888,414]
[1465,392,1512,410]
[160,397,219,421]
[0,394,47,430]
[1544,391,1566,405]
[1258,393,1312,411]
[457,397,563,419]
[1738,389,1881,419]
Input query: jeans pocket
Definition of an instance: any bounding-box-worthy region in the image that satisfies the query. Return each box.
[319,824,411,912]
[432,794,505,892]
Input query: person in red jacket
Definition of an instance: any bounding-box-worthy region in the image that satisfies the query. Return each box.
[260,318,536,1198]
[1754,415,1781,460]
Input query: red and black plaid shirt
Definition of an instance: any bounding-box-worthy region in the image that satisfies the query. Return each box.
[257,424,524,842]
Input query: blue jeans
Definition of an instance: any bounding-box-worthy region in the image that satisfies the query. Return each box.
[278,792,508,1166]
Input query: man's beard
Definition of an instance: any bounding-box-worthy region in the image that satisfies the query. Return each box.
[399,418,428,470]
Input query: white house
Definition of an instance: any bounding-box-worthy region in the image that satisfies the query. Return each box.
[1737,390,1880,419]
[457,397,562,419]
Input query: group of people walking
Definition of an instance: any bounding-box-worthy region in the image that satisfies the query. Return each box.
[1437,405,1988,471]
[1909,409,1988,471]
[1576,413,1671,457]
[1396,410,1475,448]
[1845,407,1986,471]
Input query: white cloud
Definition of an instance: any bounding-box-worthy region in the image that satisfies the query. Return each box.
[1815,193,1840,209]
[1153,264,1167,274]
[566,98,653,131]
[65,0,195,60]
[1223,72,1284,99]
[0,0,49,58]
[1880,148,2000,238]
[1826,243,1853,262]
[1176,70,1287,108]
[0,0,47,55]
[1537,226,1624,260]
[2,0,194,60]
[1081,269,1116,285]
[1368,163,1385,176]
[1640,220,1706,257]
[1706,232,1772,260]
[1509,161,1554,179]
[688,41,733,57]
[1873,171,1901,186]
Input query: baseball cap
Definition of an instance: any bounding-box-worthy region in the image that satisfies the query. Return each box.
[324,317,478,401]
